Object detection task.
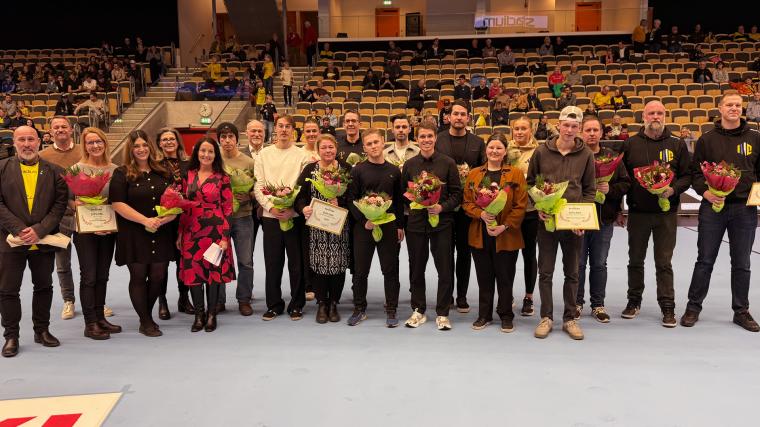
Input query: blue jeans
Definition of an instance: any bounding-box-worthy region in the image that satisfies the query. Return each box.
[577,223,614,308]
[221,215,255,304]
[686,201,757,314]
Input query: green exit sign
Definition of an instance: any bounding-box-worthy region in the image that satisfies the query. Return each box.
[200,117,212,125]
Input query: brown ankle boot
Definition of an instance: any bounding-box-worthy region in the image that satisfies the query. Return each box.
[316,302,329,324]
[84,322,110,340]
[328,302,340,322]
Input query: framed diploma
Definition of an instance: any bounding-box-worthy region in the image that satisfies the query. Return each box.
[746,183,760,206]
[75,204,118,234]
[555,203,600,231]
[306,199,348,235]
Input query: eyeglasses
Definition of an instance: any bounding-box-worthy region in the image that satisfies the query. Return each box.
[160,137,177,142]
[86,140,105,146]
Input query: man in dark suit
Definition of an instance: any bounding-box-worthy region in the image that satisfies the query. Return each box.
[0,126,68,357]
[435,100,486,313]
[613,41,630,63]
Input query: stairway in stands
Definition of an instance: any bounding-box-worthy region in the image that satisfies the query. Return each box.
[272,66,312,113]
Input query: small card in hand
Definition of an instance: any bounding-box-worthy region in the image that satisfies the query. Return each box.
[202,243,223,267]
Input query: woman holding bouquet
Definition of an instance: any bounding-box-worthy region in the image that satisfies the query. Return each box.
[507,116,539,316]
[110,130,177,337]
[294,134,352,323]
[178,138,235,332]
[156,127,193,318]
[71,127,120,340]
[462,133,527,332]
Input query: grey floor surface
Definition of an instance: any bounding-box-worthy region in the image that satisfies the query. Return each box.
[1,227,758,426]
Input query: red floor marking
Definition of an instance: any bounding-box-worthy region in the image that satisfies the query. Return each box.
[41,414,82,427]
[0,418,36,427]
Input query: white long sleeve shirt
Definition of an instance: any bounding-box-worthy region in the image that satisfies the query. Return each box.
[253,143,310,218]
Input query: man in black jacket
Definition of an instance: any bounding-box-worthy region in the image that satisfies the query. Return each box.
[401,123,462,330]
[0,126,68,357]
[435,100,486,312]
[621,101,691,327]
[681,91,760,332]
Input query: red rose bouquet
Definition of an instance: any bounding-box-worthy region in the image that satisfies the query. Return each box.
[701,161,741,212]
[404,171,443,227]
[472,177,510,227]
[61,166,111,205]
[633,161,675,211]
[594,151,624,204]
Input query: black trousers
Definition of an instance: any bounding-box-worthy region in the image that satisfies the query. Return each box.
[0,250,55,339]
[406,229,454,316]
[262,217,305,313]
[452,209,473,300]
[352,223,400,311]
[73,232,115,324]
[520,210,539,294]
[301,224,314,294]
[313,272,345,303]
[127,262,168,325]
[189,283,221,313]
[471,231,518,321]
[283,85,292,105]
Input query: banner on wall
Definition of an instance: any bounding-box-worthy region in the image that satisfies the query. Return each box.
[474,15,549,29]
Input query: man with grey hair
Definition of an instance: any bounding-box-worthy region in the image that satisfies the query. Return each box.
[621,101,691,327]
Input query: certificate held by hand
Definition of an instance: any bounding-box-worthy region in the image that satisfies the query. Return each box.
[202,243,224,267]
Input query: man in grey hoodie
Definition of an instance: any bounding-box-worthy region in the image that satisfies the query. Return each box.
[527,106,596,340]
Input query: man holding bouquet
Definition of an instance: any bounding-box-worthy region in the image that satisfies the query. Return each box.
[526,106,596,340]
[401,123,462,330]
[682,91,760,332]
[621,101,691,327]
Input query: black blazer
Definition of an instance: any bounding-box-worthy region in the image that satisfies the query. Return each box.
[434,131,486,169]
[0,157,68,252]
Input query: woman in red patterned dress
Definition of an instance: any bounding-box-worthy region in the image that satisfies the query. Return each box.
[178,137,235,332]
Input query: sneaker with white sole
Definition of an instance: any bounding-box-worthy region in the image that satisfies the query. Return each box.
[61,301,75,320]
[562,319,584,340]
[500,318,514,333]
[534,317,553,339]
[436,316,452,331]
[103,306,114,317]
[520,297,534,316]
[405,309,427,328]
[347,309,367,326]
[621,302,640,319]
[592,306,610,323]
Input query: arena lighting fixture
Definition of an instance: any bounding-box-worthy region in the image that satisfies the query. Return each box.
[383,0,392,5]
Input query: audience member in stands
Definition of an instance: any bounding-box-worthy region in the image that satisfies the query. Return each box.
[665,26,684,53]
[613,42,630,62]
[286,27,302,66]
[411,41,427,66]
[584,103,597,117]
[491,101,509,126]
[454,75,472,103]
[322,61,340,81]
[1,95,17,116]
[323,106,338,127]
[513,88,529,113]
[298,83,316,103]
[428,38,444,59]
[692,61,714,83]
[498,45,516,72]
[690,23,706,43]
[408,79,427,111]
[565,64,583,86]
[320,116,336,136]
[489,78,501,100]
[1,75,16,93]
[599,48,615,65]
[592,86,613,110]
[647,19,663,52]
[207,55,222,81]
[604,114,624,139]
[54,94,75,116]
[732,25,750,42]
[632,19,647,53]
[468,39,480,58]
[313,81,331,102]
[74,93,106,128]
[111,63,126,82]
[482,39,496,58]
[747,92,760,123]
[749,25,760,41]
[558,86,578,109]
[538,37,553,56]
[712,61,729,83]
[361,70,380,91]
[384,59,403,81]
[472,79,490,100]
[612,89,631,110]
[526,88,543,112]
[263,54,275,95]
[548,67,565,98]
[386,41,402,61]
[554,37,567,55]
[303,21,318,67]
[16,100,29,117]
[260,95,278,142]
[731,78,758,95]
[530,115,555,141]
[0,108,9,129]
[379,72,396,90]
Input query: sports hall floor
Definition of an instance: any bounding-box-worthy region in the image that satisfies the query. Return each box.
[1,226,758,426]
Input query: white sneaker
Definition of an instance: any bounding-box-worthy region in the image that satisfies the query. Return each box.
[61,301,75,320]
[436,316,452,331]
[404,309,427,328]
[103,305,114,317]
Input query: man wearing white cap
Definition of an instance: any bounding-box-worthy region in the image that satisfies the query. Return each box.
[526,106,596,340]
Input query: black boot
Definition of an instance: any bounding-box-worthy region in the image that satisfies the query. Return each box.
[316,302,329,324]
[328,301,340,322]
[205,311,217,332]
[158,296,171,320]
[191,309,206,332]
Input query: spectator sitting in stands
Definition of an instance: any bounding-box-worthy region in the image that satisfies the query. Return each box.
[533,114,558,140]
[1,75,16,93]
[482,39,496,58]
[747,92,760,123]
[665,26,683,53]
[209,34,223,55]
[599,48,614,65]
[453,75,472,103]
[111,62,126,82]
[513,88,529,112]
[489,78,501,99]
[319,42,335,60]
[197,72,217,100]
[411,42,427,66]
[584,103,597,117]
[468,39,481,58]
[361,69,379,90]
[323,106,338,127]
[538,36,553,56]
[438,112,451,133]
[497,45,516,72]
[0,108,9,129]
[472,79,490,100]
[322,61,340,81]
[8,109,26,129]
[528,61,547,76]
[313,80,331,101]
[16,100,29,117]
[379,72,396,90]
[592,85,613,110]
[384,59,403,81]
[386,41,402,61]
[54,94,75,116]
[565,63,582,86]
[298,83,316,102]
[554,37,567,55]
[223,71,240,93]
[646,19,663,52]
[526,87,543,112]
[548,66,565,98]
[438,99,452,127]
[1,95,17,116]
[428,38,444,59]
[693,61,714,83]
[731,78,758,95]
[750,25,760,41]
[207,55,223,80]
[320,116,336,136]
[613,42,630,62]
[604,114,625,139]
[45,75,58,93]
[408,79,426,111]
[732,25,750,42]
[558,86,578,109]
[80,74,98,92]
[74,92,106,126]
[713,61,729,83]
[491,101,509,126]
[612,89,631,110]
[308,109,320,124]
[690,24,706,43]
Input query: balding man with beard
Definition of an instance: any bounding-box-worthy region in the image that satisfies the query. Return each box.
[0,126,68,357]
[621,101,691,327]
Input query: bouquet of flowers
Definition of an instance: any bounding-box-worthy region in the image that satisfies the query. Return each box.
[353,192,396,242]
[345,152,366,166]
[528,175,569,232]
[633,161,675,211]
[594,151,624,204]
[457,163,471,186]
[472,177,510,227]
[61,166,111,205]
[701,161,741,212]
[225,166,256,213]
[148,186,198,232]
[404,171,443,227]
[306,165,351,200]
[261,183,301,231]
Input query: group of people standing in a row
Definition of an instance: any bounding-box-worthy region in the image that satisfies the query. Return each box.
[1,91,759,358]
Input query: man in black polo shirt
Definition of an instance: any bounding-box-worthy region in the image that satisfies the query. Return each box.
[336,110,363,162]
[401,123,462,330]
[435,100,486,312]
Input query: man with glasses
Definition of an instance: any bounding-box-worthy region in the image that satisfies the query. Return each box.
[0,126,69,357]
[336,111,363,162]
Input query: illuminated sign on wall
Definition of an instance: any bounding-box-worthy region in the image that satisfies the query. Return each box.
[474,15,549,29]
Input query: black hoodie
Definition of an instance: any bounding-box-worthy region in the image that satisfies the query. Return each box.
[526,136,596,204]
[692,119,760,202]
[622,127,691,214]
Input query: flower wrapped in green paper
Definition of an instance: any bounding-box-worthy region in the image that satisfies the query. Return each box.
[225,166,256,213]
[528,175,569,232]
[261,184,301,231]
[305,165,351,200]
[353,192,396,242]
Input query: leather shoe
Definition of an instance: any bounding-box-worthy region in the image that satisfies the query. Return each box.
[2,338,18,357]
[139,323,163,337]
[239,302,253,316]
[316,302,329,324]
[97,319,122,334]
[191,310,206,332]
[84,323,110,340]
[328,302,340,322]
[178,294,195,314]
[158,297,171,320]
[205,312,217,332]
[34,330,60,347]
